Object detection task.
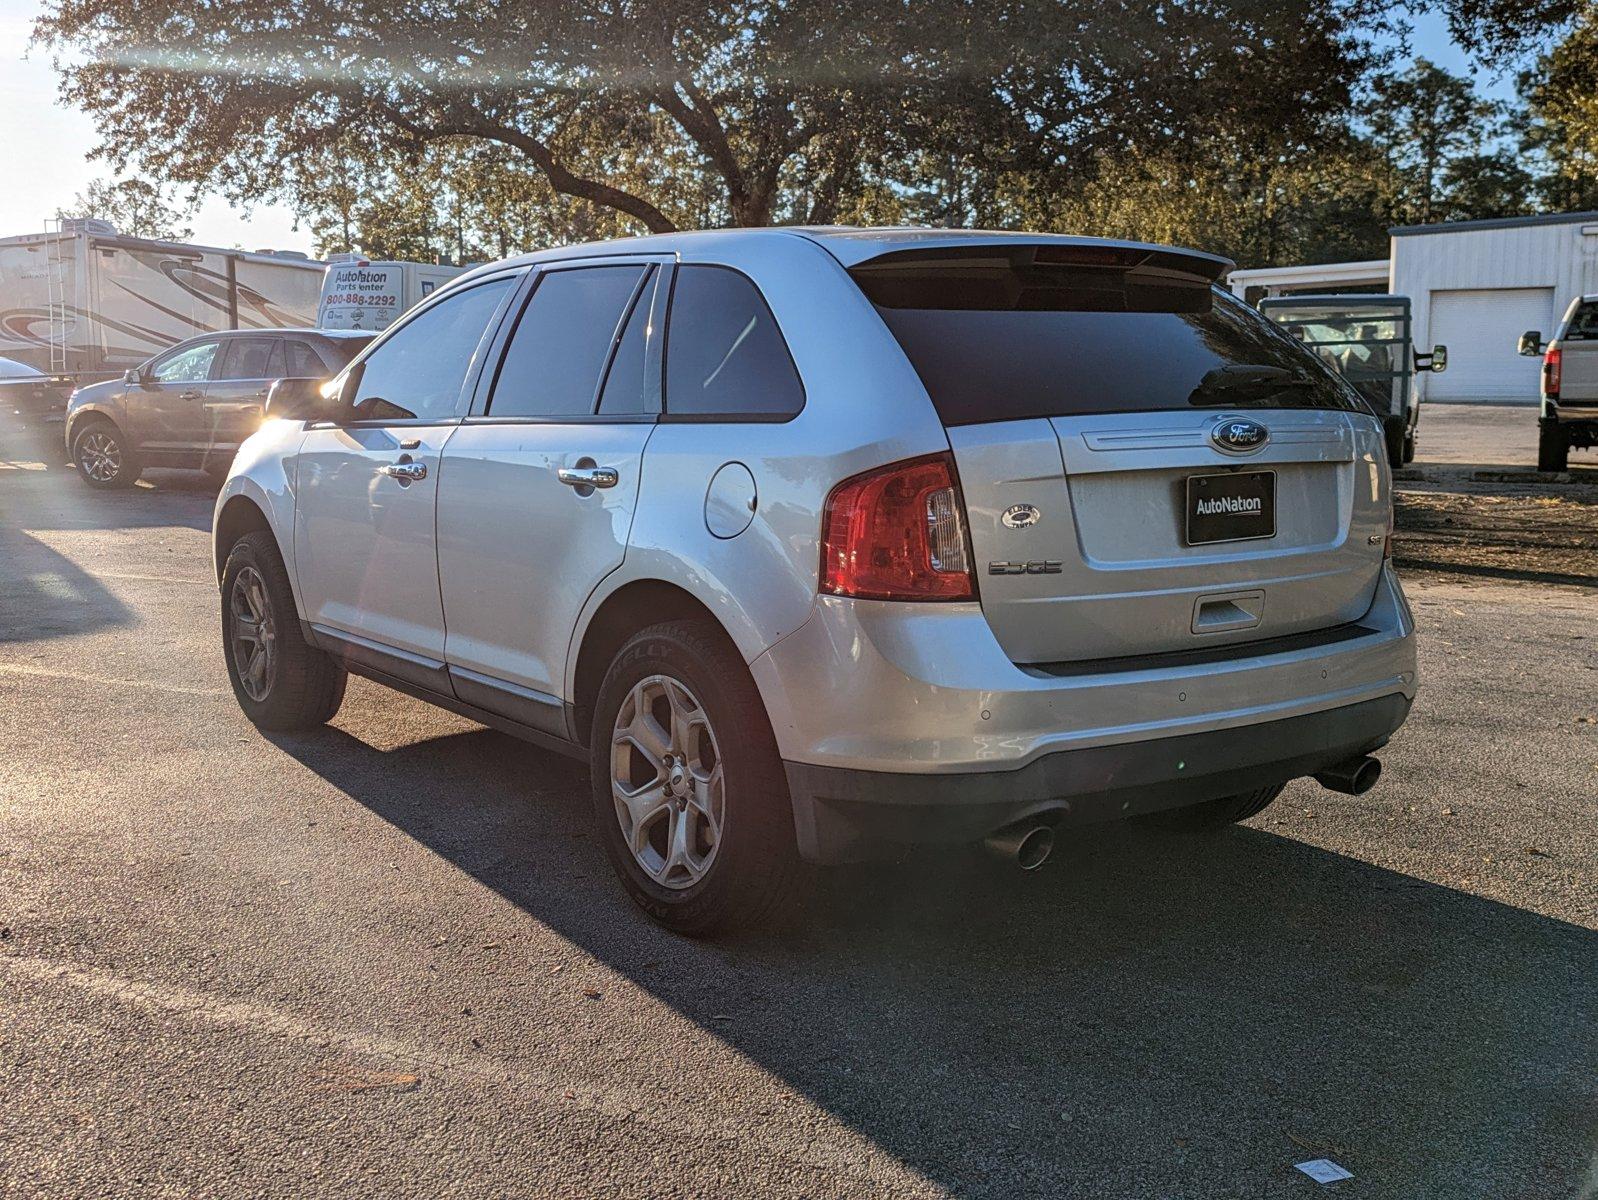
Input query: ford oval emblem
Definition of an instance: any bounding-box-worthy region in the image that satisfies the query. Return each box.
[1001,503,1042,529]
[1211,418,1269,455]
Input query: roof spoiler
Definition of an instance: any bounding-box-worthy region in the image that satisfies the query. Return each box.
[828,235,1233,283]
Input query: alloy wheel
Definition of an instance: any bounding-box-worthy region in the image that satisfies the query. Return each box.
[610,674,725,889]
[77,430,121,482]
[229,565,277,702]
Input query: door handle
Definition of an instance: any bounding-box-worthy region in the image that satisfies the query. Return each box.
[379,460,428,482]
[557,466,619,489]
[180,389,203,401]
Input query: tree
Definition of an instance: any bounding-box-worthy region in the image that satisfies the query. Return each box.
[1365,58,1523,225]
[56,177,194,240]
[37,0,1382,239]
[1517,11,1598,212]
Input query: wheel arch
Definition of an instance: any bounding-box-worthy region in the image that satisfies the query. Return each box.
[213,494,276,584]
[65,404,123,447]
[569,580,742,749]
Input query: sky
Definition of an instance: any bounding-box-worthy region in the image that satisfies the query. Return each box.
[0,0,1532,258]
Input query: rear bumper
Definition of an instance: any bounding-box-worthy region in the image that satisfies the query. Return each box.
[753,565,1418,863]
[786,692,1410,862]
[1544,411,1598,438]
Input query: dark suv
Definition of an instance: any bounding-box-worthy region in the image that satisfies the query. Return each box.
[64,328,373,488]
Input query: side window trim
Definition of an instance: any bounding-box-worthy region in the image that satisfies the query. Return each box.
[658,263,805,424]
[588,265,657,416]
[467,255,673,423]
[317,270,527,427]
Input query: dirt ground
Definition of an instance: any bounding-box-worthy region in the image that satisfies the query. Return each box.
[1394,477,1598,589]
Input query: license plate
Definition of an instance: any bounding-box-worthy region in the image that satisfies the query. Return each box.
[1185,471,1276,545]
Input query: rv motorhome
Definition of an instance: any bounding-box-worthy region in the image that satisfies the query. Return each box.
[0,219,324,455]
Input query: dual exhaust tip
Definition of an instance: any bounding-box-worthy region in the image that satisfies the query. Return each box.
[981,755,1382,868]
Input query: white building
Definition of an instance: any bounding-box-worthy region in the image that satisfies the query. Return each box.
[1227,259,1390,300]
[1229,210,1598,405]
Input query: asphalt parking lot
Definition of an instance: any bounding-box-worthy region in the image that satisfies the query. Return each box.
[1414,400,1594,471]
[1,461,1594,1199]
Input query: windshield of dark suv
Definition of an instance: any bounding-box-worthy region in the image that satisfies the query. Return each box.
[852,249,1361,425]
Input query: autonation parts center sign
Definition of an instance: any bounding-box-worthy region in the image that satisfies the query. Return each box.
[317,264,402,331]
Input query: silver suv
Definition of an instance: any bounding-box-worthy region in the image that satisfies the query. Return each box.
[213,229,1418,933]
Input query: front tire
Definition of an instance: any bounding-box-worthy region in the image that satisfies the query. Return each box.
[221,531,347,730]
[1137,784,1284,831]
[590,619,800,936]
[1538,421,1569,472]
[72,418,141,489]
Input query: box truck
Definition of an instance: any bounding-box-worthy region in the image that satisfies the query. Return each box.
[315,257,467,332]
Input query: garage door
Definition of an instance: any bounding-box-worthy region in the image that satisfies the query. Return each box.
[1427,288,1555,404]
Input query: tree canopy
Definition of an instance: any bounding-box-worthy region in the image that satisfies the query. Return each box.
[35,0,1598,268]
[57,177,196,241]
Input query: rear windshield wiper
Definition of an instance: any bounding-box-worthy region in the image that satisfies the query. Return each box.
[1189,364,1315,405]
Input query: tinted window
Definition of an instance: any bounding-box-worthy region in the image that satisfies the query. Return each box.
[664,266,803,418]
[1567,301,1598,341]
[350,279,514,421]
[285,340,330,376]
[151,340,218,384]
[855,252,1360,425]
[597,270,658,416]
[219,337,282,381]
[488,266,647,418]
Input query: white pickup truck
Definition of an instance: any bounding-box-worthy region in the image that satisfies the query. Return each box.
[1521,295,1598,471]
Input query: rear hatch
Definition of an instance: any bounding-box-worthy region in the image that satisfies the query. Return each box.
[851,243,1390,665]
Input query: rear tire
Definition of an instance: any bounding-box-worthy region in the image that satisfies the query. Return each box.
[221,530,347,731]
[589,619,801,936]
[1137,784,1284,831]
[1383,419,1406,469]
[1538,421,1569,472]
[72,418,141,489]
[1402,430,1416,465]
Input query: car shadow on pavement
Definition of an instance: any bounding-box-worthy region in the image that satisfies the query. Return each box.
[0,463,218,534]
[267,723,1595,1197]
[0,525,133,643]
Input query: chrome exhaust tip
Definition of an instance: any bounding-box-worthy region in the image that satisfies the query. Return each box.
[984,823,1055,870]
[1314,755,1382,796]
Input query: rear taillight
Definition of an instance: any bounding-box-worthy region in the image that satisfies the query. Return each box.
[1544,347,1562,398]
[820,453,975,600]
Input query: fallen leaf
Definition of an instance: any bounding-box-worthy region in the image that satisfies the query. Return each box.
[582,988,602,1000]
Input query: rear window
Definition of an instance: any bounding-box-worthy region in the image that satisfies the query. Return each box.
[310,337,371,374]
[1566,301,1598,341]
[854,250,1360,425]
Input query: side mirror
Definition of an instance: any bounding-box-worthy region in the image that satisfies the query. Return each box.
[1517,331,1543,357]
[263,376,342,422]
[1423,345,1448,373]
[123,366,148,385]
